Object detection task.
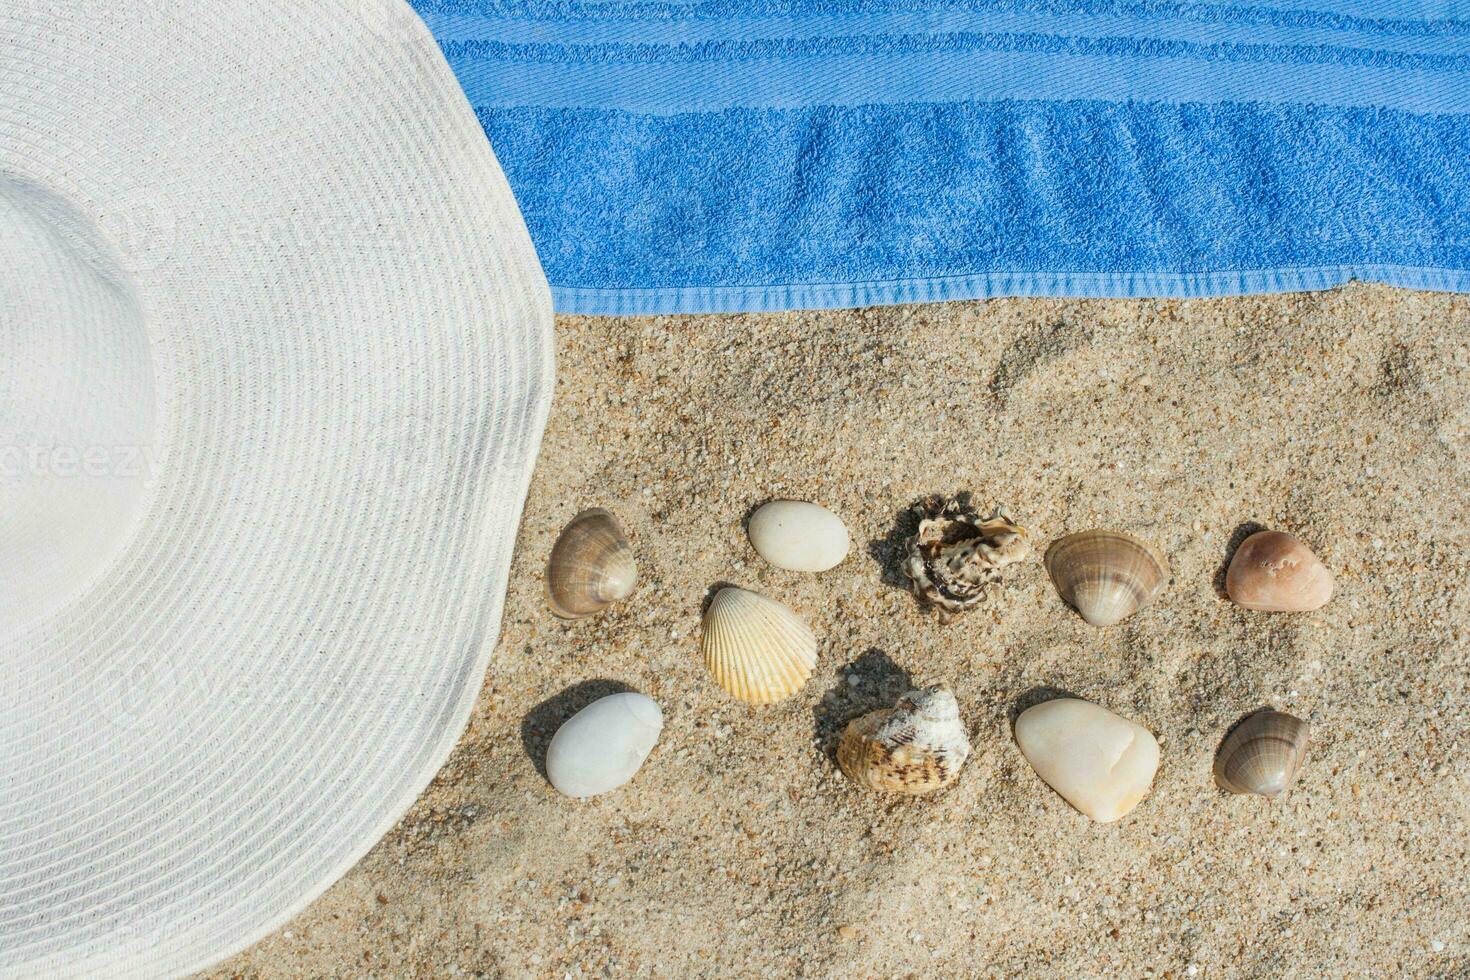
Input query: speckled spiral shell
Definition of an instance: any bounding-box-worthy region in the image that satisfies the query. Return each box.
[545,509,638,620]
[701,587,817,704]
[836,687,971,795]
[1045,529,1169,627]
[1214,709,1309,798]
[901,498,1031,623]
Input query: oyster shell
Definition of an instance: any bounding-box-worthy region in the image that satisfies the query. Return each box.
[1044,529,1168,627]
[545,509,638,620]
[1214,708,1309,798]
[701,587,817,704]
[837,686,971,795]
[901,497,1030,622]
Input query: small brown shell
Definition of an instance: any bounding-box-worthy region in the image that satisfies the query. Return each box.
[836,687,971,795]
[1214,709,1309,798]
[545,509,638,620]
[1225,530,1333,612]
[1045,529,1169,627]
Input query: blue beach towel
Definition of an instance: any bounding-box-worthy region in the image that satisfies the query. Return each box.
[411,1,1470,315]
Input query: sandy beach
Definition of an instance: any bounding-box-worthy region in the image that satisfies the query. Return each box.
[210,284,1470,978]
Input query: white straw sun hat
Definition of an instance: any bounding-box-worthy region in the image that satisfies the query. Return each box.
[1,1,553,975]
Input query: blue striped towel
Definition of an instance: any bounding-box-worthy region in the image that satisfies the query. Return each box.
[412,1,1470,315]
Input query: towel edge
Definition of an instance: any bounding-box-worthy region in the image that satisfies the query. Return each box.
[551,264,1470,315]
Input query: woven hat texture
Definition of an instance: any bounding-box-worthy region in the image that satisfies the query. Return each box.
[0,1,553,975]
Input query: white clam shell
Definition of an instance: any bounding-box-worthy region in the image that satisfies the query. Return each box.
[747,500,850,572]
[701,587,817,704]
[1014,698,1160,822]
[546,693,663,799]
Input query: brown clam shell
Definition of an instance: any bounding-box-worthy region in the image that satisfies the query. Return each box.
[1045,530,1169,627]
[1214,709,1309,798]
[545,508,638,620]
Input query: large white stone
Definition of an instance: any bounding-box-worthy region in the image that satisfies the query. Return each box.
[1014,698,1160,822]
[546,692,663,799]
[747,500,849,572]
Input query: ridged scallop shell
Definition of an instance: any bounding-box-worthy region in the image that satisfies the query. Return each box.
[545,509,638,620]
[701,587,816,704]
[1045,530,1169,627]
[901,497,1031,623]
[1214,709,1309,798]
[837,687,971,795]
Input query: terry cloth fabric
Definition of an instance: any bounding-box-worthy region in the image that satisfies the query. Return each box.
[411,0,1470,315]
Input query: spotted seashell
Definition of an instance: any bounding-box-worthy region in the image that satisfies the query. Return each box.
[901,497,1031,623]
[837,686,971,795]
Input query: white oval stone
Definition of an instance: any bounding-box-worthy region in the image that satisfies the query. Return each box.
[546,692,663,799]
[1014,698,1160,823]
[747,500,849,572]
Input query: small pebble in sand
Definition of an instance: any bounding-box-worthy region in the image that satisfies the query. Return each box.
[747,500,850,572]
[546,693,663,799]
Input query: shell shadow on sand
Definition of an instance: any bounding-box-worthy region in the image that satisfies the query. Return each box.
[810,649,914,758]
[520,679,635,782]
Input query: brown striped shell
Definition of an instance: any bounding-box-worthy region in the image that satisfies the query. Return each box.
[1045,529,1169,627]
[837,687,971,795]
[545,509,638,620]
[1214,709,1310,798]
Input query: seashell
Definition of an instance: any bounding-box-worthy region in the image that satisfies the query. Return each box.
[1214,708,1309,798]
[545,508,638,620]
[701,587,817,704]
[747,500,850,572]
[901,497,1031,622]
[1045,530,1168,627]
[837,686,971,795]
[1014,698,1160,822]
[1225,530,1333,612]
[546,692,663,798]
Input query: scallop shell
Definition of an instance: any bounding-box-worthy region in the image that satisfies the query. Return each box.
[545,509,638,620]
[701,587,817,704]
[837,686,971,795]
[1214,709,1309,798]
[1044,530,1169,627]
[901,497,1031,623]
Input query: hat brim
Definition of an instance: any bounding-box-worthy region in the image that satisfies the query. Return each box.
[0,2,553,976]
